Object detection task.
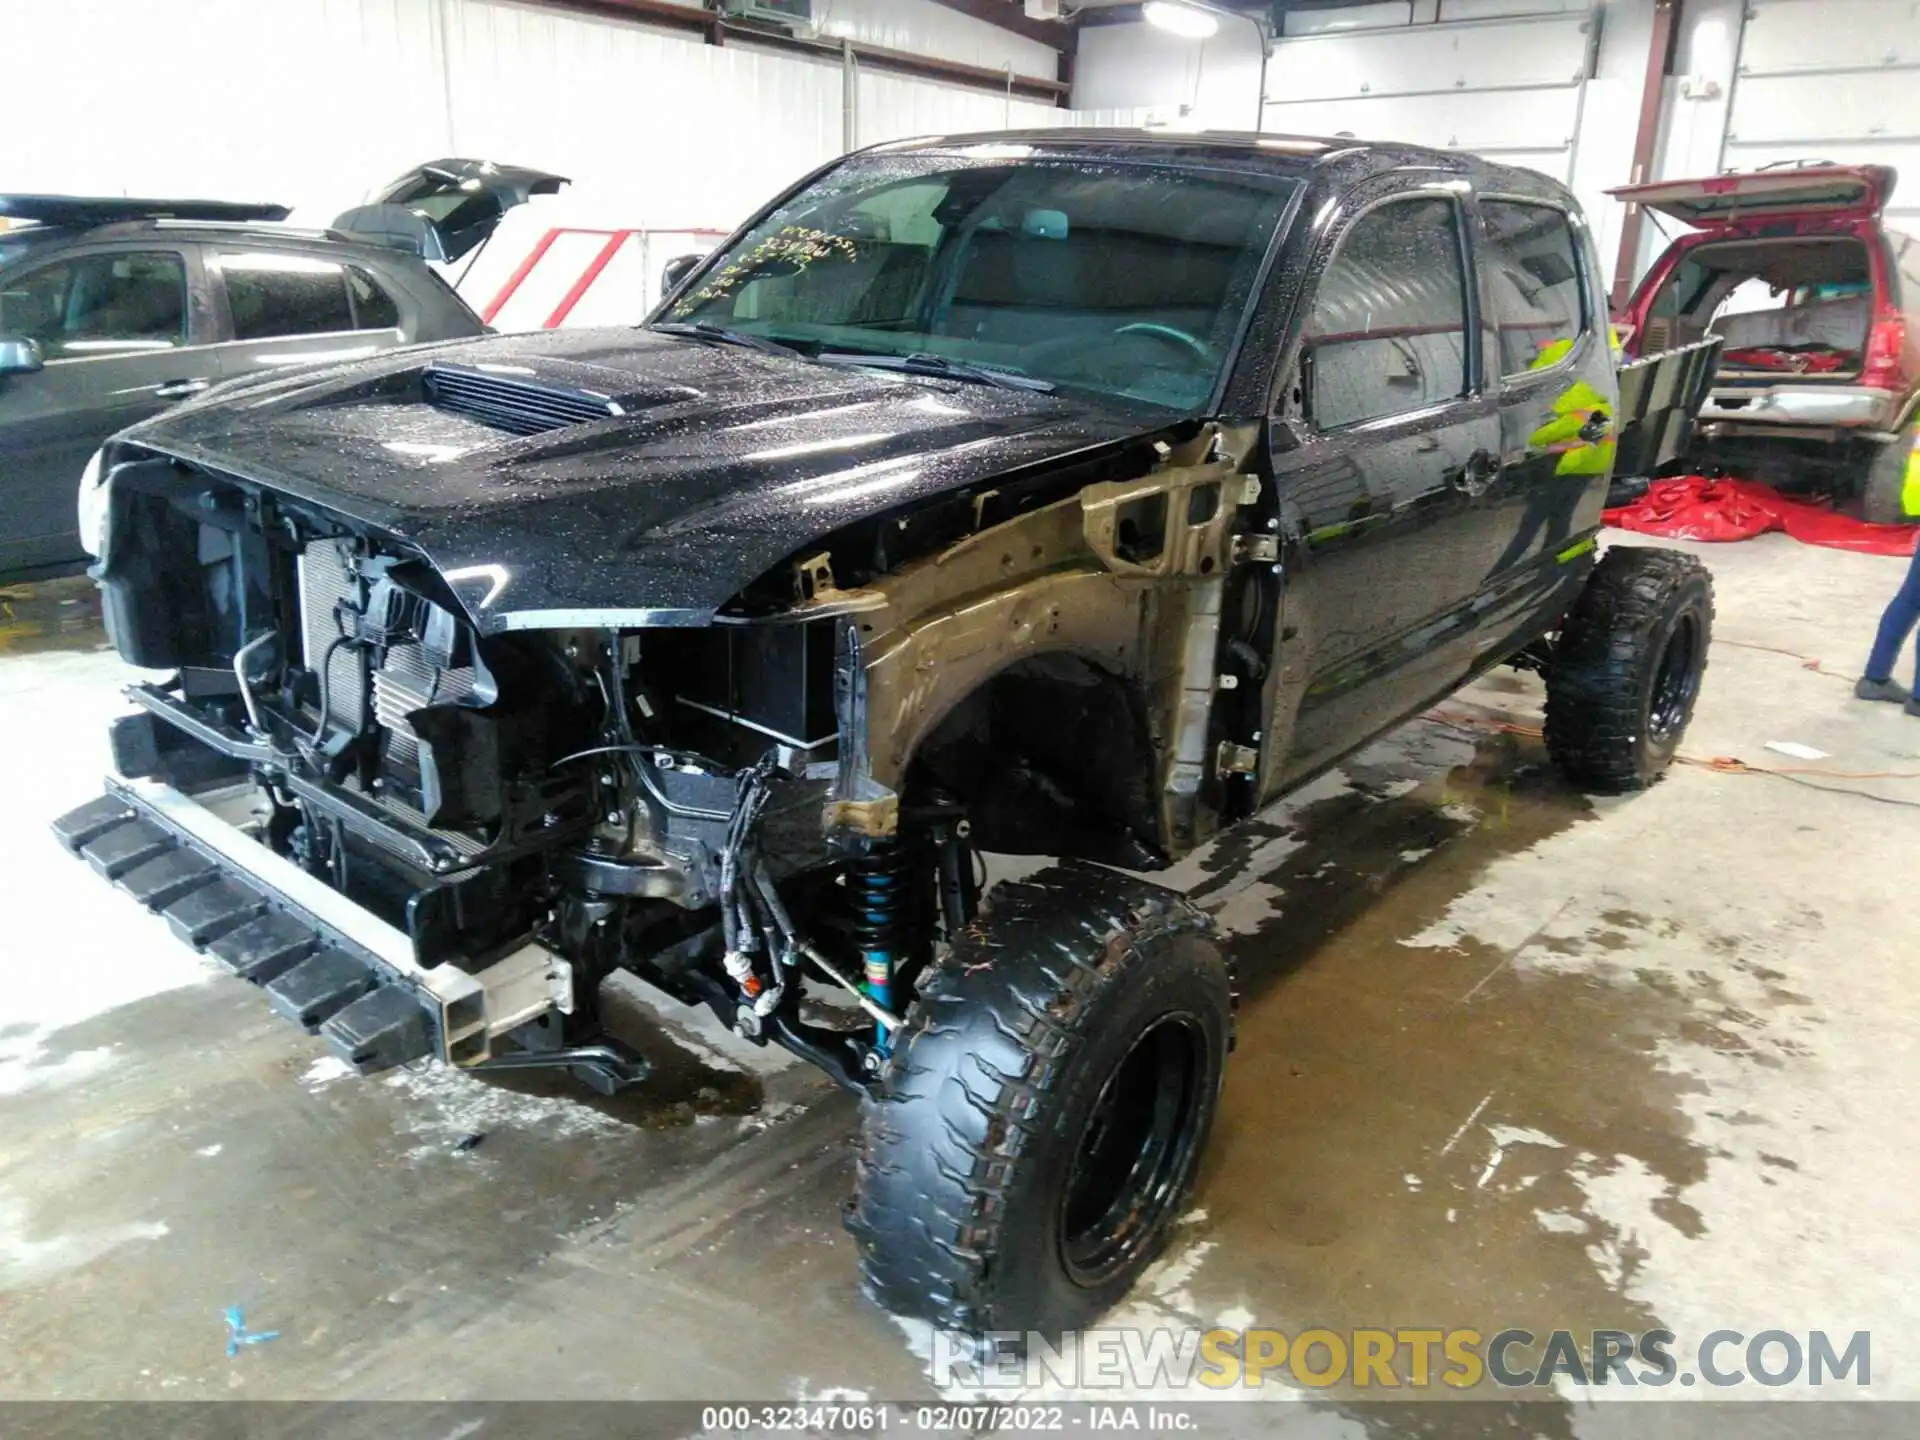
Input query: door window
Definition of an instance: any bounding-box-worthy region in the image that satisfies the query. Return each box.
[1302,197,1469,430]
[217,252,356,339]
[346,266,400,329]
[0,251,187,356]
[1482,201,1587,376]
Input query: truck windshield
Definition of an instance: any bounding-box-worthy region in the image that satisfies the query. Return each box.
[657,151,1295,410]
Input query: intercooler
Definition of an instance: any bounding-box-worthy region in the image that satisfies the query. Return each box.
[296,540,478,774]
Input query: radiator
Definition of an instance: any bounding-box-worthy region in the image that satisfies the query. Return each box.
[298,540,364,730]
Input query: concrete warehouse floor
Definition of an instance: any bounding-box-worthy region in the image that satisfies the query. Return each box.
[1,533,1916,1436]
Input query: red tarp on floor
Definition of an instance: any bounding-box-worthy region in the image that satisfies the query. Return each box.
[1603,475,1920,556]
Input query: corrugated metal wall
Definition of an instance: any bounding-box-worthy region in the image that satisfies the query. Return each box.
[815,0,1056,75]
[13,0,1911,322]
[1261,9,1598,186]
[3,0,1068,325]
[1719,0,1920,230]
[1074,0,1920,291]
[8,0,452,210]
[1075,5,1629,280]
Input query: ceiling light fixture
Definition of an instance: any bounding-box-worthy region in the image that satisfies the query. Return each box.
[1142,1,1221,40]
[1140,1,1272,131]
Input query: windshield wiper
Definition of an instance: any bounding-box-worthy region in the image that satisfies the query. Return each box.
[650,321,802,358]
[815,350,1055,393]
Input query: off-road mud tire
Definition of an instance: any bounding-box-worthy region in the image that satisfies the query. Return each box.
[1859,421,1919,526]
[847,861,1233,1341]
[1545,545,1714,793]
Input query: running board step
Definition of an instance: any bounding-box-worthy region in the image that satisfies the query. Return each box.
[52,787,483,1079]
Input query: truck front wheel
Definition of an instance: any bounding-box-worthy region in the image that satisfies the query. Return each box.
[1545,545,1714,793]
[847,861,1233,1341]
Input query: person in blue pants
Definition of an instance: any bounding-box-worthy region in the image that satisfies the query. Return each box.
[1857,544,1920,715]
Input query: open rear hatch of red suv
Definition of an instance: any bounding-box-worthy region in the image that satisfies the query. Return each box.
[1612,164,1895,227]
[1611,164,1919,520]
[1614,164,1905,398]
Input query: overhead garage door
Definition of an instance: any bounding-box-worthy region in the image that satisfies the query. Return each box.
[1722,0,1920,229]
[1262,6,1599,185]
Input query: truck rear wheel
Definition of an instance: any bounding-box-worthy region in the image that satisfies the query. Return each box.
[1545,546,1714,793]
[1859,421,1920,526]
[847,861,1232,1340]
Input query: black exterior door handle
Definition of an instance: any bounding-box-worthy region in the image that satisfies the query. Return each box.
[154,378,211,400]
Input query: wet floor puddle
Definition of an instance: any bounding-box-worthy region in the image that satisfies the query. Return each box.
[1158,718,1807,1430]
[0,577,106,656]
[0,980,782,1385]
[473,985,767,1133]
[2,622,1819,1421]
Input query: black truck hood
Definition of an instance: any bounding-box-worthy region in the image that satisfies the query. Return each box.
[114,329,1161,629]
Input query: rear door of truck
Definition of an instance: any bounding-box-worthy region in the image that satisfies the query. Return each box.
[1266,181,1500,789]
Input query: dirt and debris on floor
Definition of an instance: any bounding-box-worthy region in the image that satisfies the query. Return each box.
[0,576,104,658]
[1,534,1915,1436]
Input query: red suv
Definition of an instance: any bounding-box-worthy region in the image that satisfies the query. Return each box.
[1613,164,1920,522]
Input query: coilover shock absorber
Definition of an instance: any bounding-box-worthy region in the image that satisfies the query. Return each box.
[849,838,907,1051]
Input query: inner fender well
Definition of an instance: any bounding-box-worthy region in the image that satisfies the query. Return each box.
[803,427,1246,861]
[862,564,1147,784]
[904,650,1165,869]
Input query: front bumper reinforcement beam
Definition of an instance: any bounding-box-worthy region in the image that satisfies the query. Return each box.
[50,778,562,1075]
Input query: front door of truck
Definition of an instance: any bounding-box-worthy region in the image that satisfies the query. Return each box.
[1262,187,1500,794]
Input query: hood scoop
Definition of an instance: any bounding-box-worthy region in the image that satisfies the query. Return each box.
[421,363,621,437]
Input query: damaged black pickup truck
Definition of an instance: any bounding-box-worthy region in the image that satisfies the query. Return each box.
[54,130,1715,1339]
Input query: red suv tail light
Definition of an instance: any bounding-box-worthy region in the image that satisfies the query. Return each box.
[1862,314,1909,390]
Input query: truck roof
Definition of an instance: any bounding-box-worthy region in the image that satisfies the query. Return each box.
[866,127,1574,204]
